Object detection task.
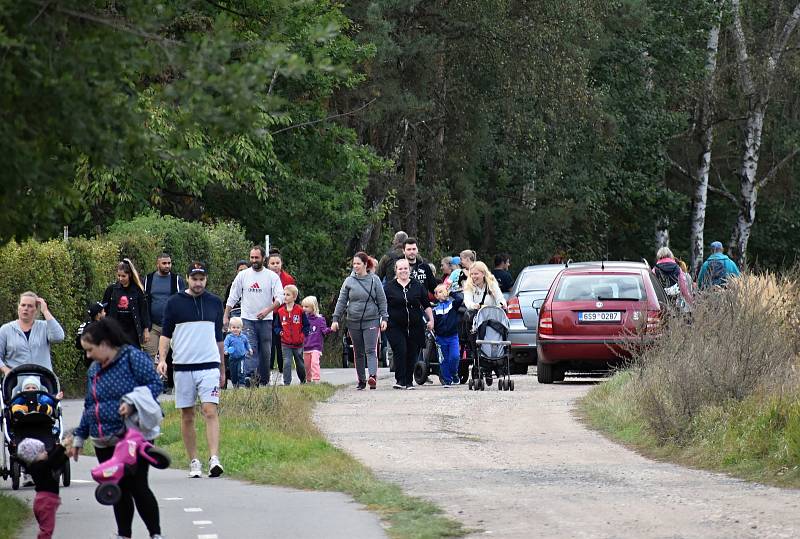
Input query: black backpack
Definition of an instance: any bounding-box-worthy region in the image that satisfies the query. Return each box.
[707,259,728,287]
[654,263,681,295]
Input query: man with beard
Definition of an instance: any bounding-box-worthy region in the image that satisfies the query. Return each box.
[159,262,225,478]
[403,238,438,296]
[143,253,186,390]
[223,246,284,385]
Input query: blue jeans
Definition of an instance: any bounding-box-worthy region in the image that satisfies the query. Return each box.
[243,319,273,385]
[228,355,245,386]
[436,334,460,385]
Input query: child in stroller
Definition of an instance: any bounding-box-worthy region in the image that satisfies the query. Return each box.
[1,364,70,490]
[467,306,514,391]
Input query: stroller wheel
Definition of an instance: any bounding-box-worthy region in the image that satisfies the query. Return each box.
[62,460,71,487]
[485,375,493,386]
[479,379,486,391]
[11,460,20,490]
[95,483,122,506]
[468,378,474,390]
[509,379,515,391]
[145,446,172,469]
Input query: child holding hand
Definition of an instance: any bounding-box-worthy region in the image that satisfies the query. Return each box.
[17,435,72,539]
[301,296,332,383]
[432,284,464,386]
[277,285,310,385]
[224,317,252,388]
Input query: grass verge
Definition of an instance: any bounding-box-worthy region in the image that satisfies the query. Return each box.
[157,383,466,539]
[0,493,30,539]
[580,370,800,488]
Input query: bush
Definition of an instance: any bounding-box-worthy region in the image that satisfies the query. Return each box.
[0,215,250,393]
[631,273,800,444]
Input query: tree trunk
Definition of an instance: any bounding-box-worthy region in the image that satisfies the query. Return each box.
[689,15,722,276]
[655,218,670,251]
[403,138,419,237]
[730,107,764,265]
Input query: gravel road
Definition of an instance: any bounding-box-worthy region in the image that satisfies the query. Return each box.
[315,372,800,539]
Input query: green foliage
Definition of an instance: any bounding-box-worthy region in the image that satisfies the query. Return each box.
[0,492,29,539]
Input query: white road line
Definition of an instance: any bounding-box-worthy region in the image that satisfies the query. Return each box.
[184,507,203,512]
[193,520,213,525]
[69,479,92,483]
[164,497,184,501]
[198,535,218,539]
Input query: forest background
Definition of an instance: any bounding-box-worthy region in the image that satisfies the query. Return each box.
[3,0,800,302]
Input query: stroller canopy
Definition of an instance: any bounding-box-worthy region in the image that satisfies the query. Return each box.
[2,364,60,402]
[472,306,510,360]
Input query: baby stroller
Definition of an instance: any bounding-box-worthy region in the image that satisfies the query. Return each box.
[413,330,445,386]
[1,364,70,489]
[468,306,514,391]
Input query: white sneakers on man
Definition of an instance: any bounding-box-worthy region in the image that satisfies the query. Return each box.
[189,458,202,478]
[208,455,224,477]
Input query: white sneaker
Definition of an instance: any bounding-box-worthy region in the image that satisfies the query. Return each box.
[189,459,202,478]
[208,455,223,478]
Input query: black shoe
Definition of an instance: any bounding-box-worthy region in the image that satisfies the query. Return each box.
[356,381,367,390]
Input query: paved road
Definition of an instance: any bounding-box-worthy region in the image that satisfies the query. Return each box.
[316,371,800,539]
[3,368,388,539]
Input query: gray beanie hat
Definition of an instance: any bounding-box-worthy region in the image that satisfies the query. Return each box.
[17,438,45,465]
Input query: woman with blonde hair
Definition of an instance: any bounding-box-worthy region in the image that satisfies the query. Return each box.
[102,258,151,349]
[463,261,506,310]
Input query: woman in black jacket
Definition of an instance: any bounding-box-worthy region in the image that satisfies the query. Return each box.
[384,259,433,389]
[102,258,150,349]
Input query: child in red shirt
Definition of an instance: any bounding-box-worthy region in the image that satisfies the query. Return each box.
[277,285,310,385]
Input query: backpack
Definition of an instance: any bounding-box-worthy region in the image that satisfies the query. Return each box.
[653,264,681,296]
[707,259,728,287]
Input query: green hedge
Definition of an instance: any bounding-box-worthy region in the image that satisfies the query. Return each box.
[0,217,249,392]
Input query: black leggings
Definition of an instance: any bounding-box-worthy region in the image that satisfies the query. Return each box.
[387,327,423,387]
[96,445,161,537]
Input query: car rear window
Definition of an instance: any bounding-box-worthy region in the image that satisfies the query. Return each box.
[554,274,645,301]
[517,268,563,292]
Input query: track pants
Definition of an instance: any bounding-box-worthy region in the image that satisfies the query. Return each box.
[348,323,381,383]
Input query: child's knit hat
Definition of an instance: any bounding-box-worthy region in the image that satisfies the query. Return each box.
[17,438,45,465]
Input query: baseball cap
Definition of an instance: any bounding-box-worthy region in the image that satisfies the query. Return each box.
[188,261,208,276]
[710,241,723,250]
[87,301,106,319]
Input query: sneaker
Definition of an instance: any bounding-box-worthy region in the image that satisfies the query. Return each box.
[392,382,404,390]
[22,473,34,487]
[368,375,377,389]
[405,385,415,390]
[189,459,202,478]
[151,535,165,539]
[356,381,366,390]
[208,455,224,478]
[442,383,452,388]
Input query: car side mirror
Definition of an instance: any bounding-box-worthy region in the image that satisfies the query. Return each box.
[533,299,544,313]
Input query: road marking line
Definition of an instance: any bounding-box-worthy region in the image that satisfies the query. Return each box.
[164,497,184,501]
[193,520,213,525]
[198,535,218,539]
[69,479,92,483]
[184,507,203,512]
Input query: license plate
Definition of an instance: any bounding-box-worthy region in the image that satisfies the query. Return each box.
[578,311,621,323]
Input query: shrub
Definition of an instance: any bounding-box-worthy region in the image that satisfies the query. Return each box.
[631,273,800,444]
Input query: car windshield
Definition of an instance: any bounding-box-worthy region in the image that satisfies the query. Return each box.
[518,268,563,292]
[554,274,645,301]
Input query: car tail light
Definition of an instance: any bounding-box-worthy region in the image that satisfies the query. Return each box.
[646,310,661,333]
[538,305,554,336]
[507,297,522,319]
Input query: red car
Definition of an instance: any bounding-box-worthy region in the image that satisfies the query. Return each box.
[536,263,667,383]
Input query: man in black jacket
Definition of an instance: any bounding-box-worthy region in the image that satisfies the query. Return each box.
[144,253,186,389]
[403,238,438,295]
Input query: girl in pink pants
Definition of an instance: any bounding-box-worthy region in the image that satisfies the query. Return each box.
[301,296,331,382]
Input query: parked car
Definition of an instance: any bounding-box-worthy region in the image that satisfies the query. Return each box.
[507,264,584,373]
[536,262,667,383]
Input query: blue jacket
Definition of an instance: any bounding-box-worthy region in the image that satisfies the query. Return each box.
[73,345,162,446]
[697,253,741,289]
[224,333,251,359]
[433,293,464,338]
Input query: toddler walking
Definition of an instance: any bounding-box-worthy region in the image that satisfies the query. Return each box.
[276,285,310,385]
[17,436,71,539]
[433,284,464,386]
[301,296,332,383]
[224,317,252,387]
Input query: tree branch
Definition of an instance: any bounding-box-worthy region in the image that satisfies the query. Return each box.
[203,0,270,25]
[270,99,377,135]
[708,171,738,204]
[757,147,800,189]
[667,155,693,181]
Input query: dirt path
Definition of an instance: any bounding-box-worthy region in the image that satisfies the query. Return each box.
[314,374,800,539]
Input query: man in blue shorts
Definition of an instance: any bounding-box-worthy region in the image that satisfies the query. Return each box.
[158,261,226,478]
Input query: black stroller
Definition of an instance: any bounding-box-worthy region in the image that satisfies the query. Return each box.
[467,306,514,391]
[1,364,70,489]
[413,330,445,386]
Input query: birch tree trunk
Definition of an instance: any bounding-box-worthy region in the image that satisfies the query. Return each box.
[728,0,800,267]
[689,10,722,276]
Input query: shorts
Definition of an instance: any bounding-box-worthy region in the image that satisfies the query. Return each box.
[174,368,221,408]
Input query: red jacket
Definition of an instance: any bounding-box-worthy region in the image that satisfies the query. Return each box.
[277,304,310,347]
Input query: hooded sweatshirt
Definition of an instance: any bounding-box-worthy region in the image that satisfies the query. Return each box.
[304,314,332,352]
[697,253,741,289]
[161,290,224,370]
[653,258,693,305]
[332,272,389,327]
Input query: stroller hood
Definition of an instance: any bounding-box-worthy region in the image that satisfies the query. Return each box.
[3,364,60,402]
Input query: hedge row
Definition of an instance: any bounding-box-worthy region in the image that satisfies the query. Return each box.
[0,216,250,391]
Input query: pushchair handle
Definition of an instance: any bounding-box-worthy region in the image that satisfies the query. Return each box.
[475,339,511,346]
